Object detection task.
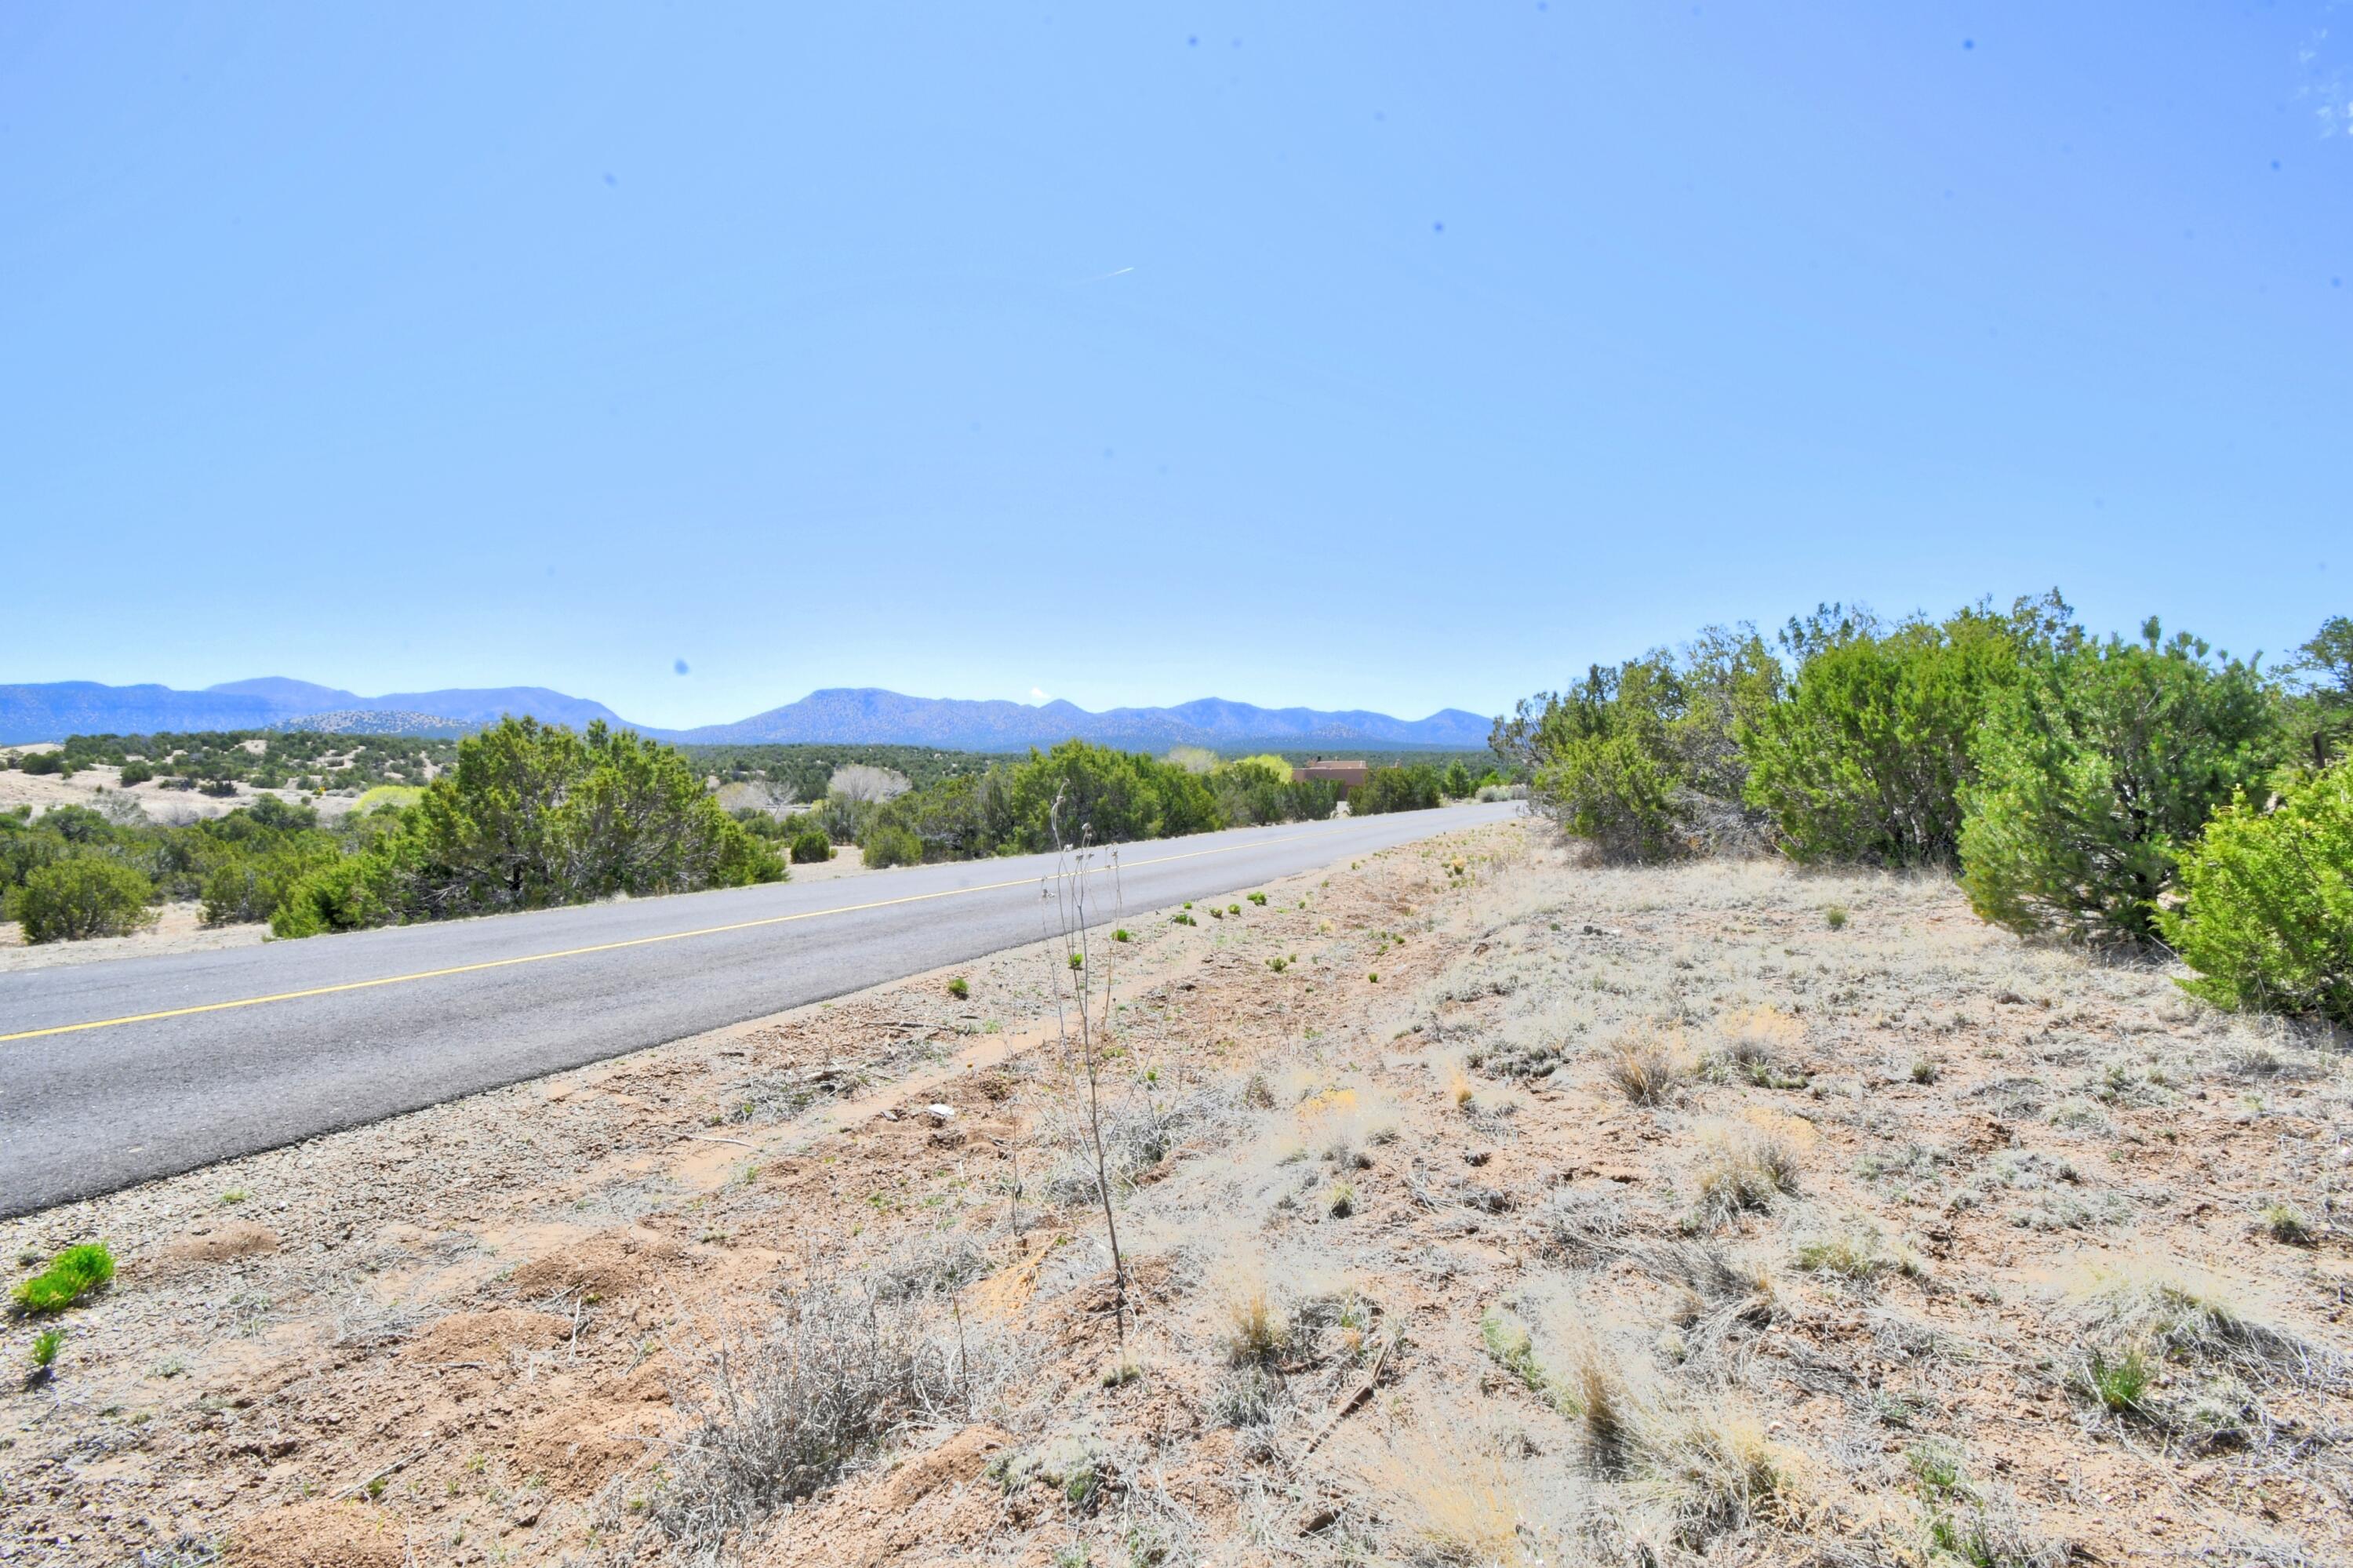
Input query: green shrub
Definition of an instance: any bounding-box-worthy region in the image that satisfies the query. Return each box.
[13,1244,115,1315]
[18,752,66,777]
[115,761,154,787]
[1352,764,1444,817]
[30,1328,63,1370]
[947,977,969,1000]
[1960,623,2275,944]
[2160,760,2353,1026]
[269,853,398,938]
[1507,628,1780,861]
[861,824,925,869]
[199,839,344,926]
[267,719,782,937]
[791,829,835,864]
[1741,599,2057,865]
[6,857,155,942]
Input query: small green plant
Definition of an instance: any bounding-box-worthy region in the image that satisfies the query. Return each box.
[790,829,834,864]
[1267,956,1288,974]
[1171,911,1195,926]
[1228,904,1242,916]
[1099,1359,1140,1388]
[13,1244,116,1315]
[1908,1057,1940,1085]
[1112,928,1131,942]
[1327,1181,1355,1217]
[1067,951,1085,970]
[2260,1202,2313,1244]
[947,976,970,1000]
[2082,1345,2151,1412]
[220,1188,249,1205]
[1366,971,1379,983]
[1906,1440,1966,1499]
[30,1328,63,1370]
[1479,1308,1571,1413]
[1822,904,1849,930]
[1247,891,1267,905]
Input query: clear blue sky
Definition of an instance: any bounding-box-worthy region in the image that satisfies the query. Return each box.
[5,3,2347,728]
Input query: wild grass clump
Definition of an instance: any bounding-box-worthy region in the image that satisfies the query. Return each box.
[1711,1007,1807,1088]
[1480,1308,1567,1410]
[12,1245,115,1315]
[1351,1424,1527,1566]
[1222,1286,1293,1366]
[1793,1222,1923,1284]
[1555,1342,1806,1549]
[2068,1258,2322,1381]
[1607,1031,1689,1105]
[2260,1202,2312,1245]
[1690,1114,1807,1226]
[946,976,969,1000]
[644,1283,973,1555]
[2078,1344,2152,1413]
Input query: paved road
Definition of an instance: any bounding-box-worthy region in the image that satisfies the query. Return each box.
[0,803,1518,1216]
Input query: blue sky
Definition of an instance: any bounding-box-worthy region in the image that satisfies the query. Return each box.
[5,3,2347,729]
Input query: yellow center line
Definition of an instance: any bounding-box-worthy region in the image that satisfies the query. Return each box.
[0,828,1326,1044]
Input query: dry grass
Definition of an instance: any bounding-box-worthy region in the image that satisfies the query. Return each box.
[1352,1423,1528,1566]
[2064,1256,2339,1388]
[638,1283,977,1562]
[1606,1029,1689,1105]
[1689,1110,1809,1225]
[1221,1282,1293,1366]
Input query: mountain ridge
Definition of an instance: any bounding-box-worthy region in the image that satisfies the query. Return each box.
[0,679,1493,752]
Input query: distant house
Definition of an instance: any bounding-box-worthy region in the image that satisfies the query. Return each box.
[1291,759,1369,791]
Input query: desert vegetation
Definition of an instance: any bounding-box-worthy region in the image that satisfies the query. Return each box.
[2,729,457,794]
[2,720,784,944]
[5,725,1484,945]
[5,820,2344,1566]
[1497,598,2352,1030]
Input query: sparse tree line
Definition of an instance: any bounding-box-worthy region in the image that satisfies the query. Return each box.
[1496,594,2353,1026]
[2,720,787,943]
[737,741,1485,871]
[1,724,1478,944]
[1,729,454,794]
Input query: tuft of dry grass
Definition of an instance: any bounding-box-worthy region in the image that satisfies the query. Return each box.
[2064,1256,2337,1388]
[1352,1423,1527,1566]
[1690,1111,1809,1226]
[1222,1284,1293,1366]
[1607,1029,1689,1106]
[1713,1006,1806,1086]
[640,1283,976,1559]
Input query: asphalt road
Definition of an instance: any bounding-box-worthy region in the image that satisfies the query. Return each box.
[0,802,1519,1217]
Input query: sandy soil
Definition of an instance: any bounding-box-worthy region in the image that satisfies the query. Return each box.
[0,901,270,973]
[2,824,2346,1567]
[0,765,351,825]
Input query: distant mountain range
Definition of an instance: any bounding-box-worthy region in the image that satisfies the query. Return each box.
[0,678,1493,753]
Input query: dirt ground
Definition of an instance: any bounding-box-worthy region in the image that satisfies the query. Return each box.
[2,822,2347,1566]
[0,759,350,827]
[0,901,270,973]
